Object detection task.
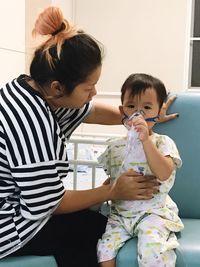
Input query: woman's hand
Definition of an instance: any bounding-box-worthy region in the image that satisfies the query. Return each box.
[157,95,179,123]
[109,169,160,201]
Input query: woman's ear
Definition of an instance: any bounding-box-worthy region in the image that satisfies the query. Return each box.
[50,81,64,97]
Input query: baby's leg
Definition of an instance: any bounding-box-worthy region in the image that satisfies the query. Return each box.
[97,215,130,266]
[135,214,179,267]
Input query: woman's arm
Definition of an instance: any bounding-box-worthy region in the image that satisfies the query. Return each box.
[84,95,178,125]
[54,170,160,214]
[83,102,121,124]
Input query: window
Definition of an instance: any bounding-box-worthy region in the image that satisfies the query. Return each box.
[187,0,200,90]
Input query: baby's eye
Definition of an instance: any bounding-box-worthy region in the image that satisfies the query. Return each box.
[144,106,152,110]
[127,105,135,108]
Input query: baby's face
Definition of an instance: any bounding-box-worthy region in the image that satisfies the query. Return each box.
[122,87,160,128]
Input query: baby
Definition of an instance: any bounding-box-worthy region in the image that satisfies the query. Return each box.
[97,73,184,267]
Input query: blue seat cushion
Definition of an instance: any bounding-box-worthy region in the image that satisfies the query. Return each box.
[0,255,57,267]
[116,218,200,267]
[2,218,199,267]
[154,93,200,219]
[176,218,200,267]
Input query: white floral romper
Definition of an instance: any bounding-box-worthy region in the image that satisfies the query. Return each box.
[97,133,184,267]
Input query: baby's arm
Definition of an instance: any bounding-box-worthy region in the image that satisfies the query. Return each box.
[133,116,174,181]
[142,138,174,181]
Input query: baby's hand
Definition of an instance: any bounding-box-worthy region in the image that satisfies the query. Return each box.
[132,116,149,142]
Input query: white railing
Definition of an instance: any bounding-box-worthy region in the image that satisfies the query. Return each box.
[67,133,124,189]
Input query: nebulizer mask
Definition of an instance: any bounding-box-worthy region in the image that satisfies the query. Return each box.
[123,111,144,164]
[121,110,158,174]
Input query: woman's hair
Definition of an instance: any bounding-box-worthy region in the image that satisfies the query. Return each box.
[121,73,167,108]
[30,6,103,95]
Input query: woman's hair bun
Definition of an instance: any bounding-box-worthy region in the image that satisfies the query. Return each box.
[33,6,64,36]
[32,6,78,66]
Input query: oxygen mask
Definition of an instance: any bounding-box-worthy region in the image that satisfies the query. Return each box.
[122,109,158,130]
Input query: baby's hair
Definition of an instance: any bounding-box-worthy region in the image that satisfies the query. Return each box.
[121,73,167,109]
[30,6,103,95]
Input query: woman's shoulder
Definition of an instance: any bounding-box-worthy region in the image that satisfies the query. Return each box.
[55,102,92,123]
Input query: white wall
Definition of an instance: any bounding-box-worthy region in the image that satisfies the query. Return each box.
[73,0,188,134]
[51,0,75,20]
[74,0,188,94]
[0,0,25,86]
[24,0,189,135]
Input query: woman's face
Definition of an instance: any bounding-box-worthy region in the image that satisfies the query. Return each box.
[49,66,102,109]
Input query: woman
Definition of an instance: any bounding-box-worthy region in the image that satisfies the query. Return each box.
[0,6,178,267]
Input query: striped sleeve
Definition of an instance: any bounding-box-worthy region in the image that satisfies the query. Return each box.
[1,80,55,166]
[0,79,66,220]
[55,102,93,139]
[10,162,65,220]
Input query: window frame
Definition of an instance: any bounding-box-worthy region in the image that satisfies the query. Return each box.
[185,0,200,92]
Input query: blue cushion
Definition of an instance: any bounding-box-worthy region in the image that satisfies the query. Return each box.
[116,218,200,267]
[155,93,200,218]
[176,218,200,266]
[0,256,57,267]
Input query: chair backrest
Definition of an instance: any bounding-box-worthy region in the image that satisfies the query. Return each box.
[155,93,200,219]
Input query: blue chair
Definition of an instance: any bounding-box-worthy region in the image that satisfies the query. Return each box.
[116,93,200,267]
[1,93,200,266]
[0,256,57,267]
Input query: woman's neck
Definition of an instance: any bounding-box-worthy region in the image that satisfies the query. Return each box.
[26,79,57,110]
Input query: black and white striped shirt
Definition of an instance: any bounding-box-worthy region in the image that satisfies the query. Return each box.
[0,75,92,258]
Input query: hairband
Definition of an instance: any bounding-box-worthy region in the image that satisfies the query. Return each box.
[52,22,65,36]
